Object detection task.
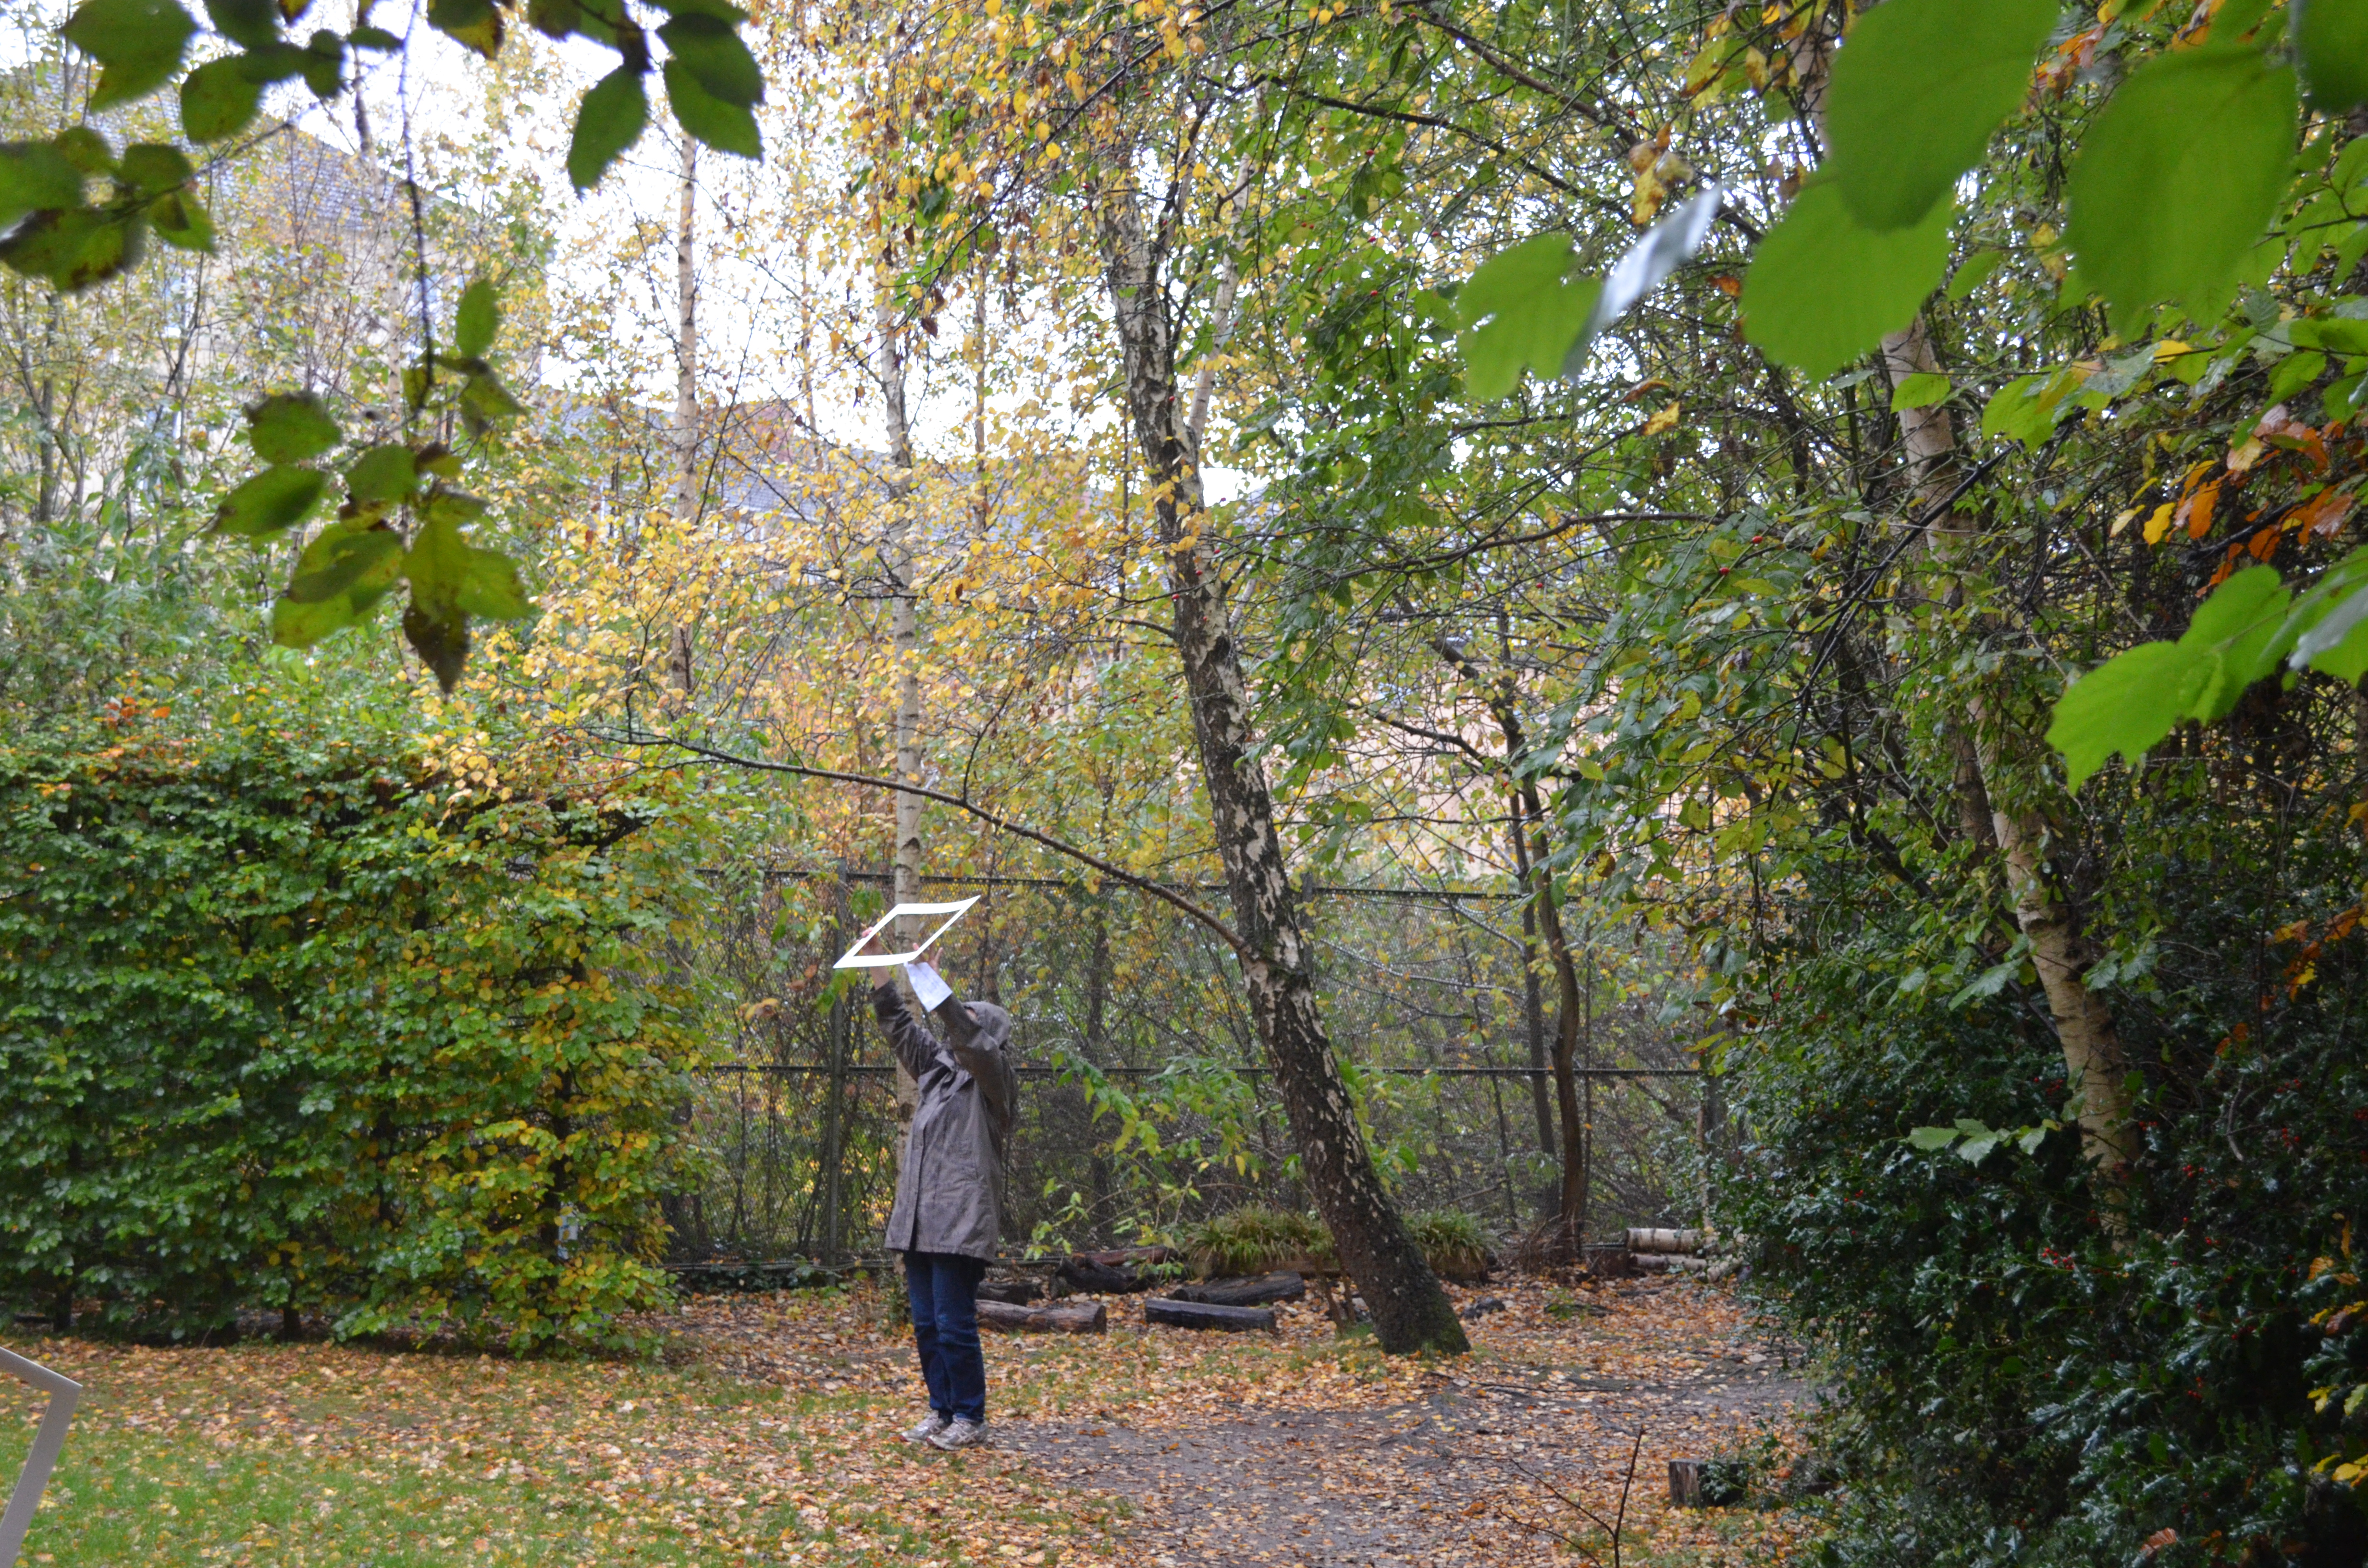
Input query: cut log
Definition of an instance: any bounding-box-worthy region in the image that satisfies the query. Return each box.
[1171,1271,1305,1307]
[1145,1298,1276,1332]
[1057,1256,1155,1295]
[1073,1246,1170,1268]
[1581,1244,1636,1278]
[976,1278,1044,1305]
[1669,1458,1704,1508]
[976,1299,1106,1335]
[1631,1252,1711,1275]
[1627,1227,1705,1254]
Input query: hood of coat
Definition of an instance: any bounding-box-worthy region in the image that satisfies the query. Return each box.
[942,998,1011,1054]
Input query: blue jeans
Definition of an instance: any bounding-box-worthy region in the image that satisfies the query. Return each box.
[904,1252,987,1422]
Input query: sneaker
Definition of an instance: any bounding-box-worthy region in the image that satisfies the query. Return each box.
[902,1411,950,1444]
[927,1417,987,1451]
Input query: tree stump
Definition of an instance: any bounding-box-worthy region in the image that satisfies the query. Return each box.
[1669,1458,1704,1507]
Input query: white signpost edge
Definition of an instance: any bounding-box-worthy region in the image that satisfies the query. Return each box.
[830,897,982,969]
[0,1346,79,1568]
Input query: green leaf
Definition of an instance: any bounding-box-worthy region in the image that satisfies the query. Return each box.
[659,13,762,106]
[1980,367,2081,444]
[212,465,328,537]
[2280,547,2368,676]
[1455,233,1600,400]
[2288,318,2368,355]
[180,56,263,142]
[426,0,503,56]
[1891,371,1950,410]
[1957,1133,2001,1165]
[458,372,524,435]
[1946,248,2005,302]
[454,278,498,358]
[62,0,198,109]
[244,392,339,463]
[296,29,343,97]
[1825,0,2059,229]
[2178,564,2292,720]
[2047,641,2210,788]
[647,0,748,19]
[1906,1126,1961,1151]
[148,187,214,251]
[2270,348,2329,399]
[2297,0,2368,109]
[51,128,116,176]
[401,513,473,689]
[116,143,192,196]
[271,522,403,647]
[344,444,417,503]
[663,59,761,159]
[349,23,400,47]
[457,547,530,620]
[1741,180,1953,381]
[0,207,144,292]
[567,67,648,192]
[0,143,86,231]
[203,0,277,49]
[2065,46,2300,336]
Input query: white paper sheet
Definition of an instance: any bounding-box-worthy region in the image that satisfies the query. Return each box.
[902,960,953,1013]
[831,897,981,968]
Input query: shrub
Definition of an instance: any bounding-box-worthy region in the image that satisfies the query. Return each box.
[0,696,714,1350]
[1183,1205,1333,1277]
[1407,1210,1491,1281]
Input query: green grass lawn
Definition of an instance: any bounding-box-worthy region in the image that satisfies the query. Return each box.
[0,1318,1101,1568]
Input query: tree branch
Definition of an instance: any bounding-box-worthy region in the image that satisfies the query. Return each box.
[600,730,1247,958]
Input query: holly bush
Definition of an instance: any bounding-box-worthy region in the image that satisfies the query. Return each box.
[1726,764,2368,1564]
[0,688,713,1350]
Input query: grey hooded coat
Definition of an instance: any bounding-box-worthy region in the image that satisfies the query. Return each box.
[876,983,1017,1262]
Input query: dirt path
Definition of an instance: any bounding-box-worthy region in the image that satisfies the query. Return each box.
[678,1274,1821,1566]
[993,1304,1812,1566]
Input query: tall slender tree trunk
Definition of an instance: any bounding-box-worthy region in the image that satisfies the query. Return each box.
[1438,625,1588,1255]
[1092,183,1465,1355]
[876,289,925,1142]
[1793,21,2135,1203]
[666,135,699,696]
[1508,816,1557,1167]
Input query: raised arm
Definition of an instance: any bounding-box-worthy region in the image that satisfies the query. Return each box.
[864,934,948,1082]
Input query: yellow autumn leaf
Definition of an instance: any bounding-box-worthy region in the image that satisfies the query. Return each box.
[1641,401,1682,437]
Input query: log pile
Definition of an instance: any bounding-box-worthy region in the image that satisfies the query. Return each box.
[1626,1227,1735,1279]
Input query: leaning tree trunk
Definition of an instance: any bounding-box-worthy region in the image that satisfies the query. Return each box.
[1884,320,2137,1198]
[1093,184,1466,1355]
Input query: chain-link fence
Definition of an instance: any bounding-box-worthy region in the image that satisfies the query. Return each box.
[664,868,1708,1266]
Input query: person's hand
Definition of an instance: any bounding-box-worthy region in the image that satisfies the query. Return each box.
[855,926,897,989]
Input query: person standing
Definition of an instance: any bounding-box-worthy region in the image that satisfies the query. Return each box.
[863,939,1017,1451]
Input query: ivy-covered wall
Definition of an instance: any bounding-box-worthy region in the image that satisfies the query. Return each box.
[0,695,712,1349]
